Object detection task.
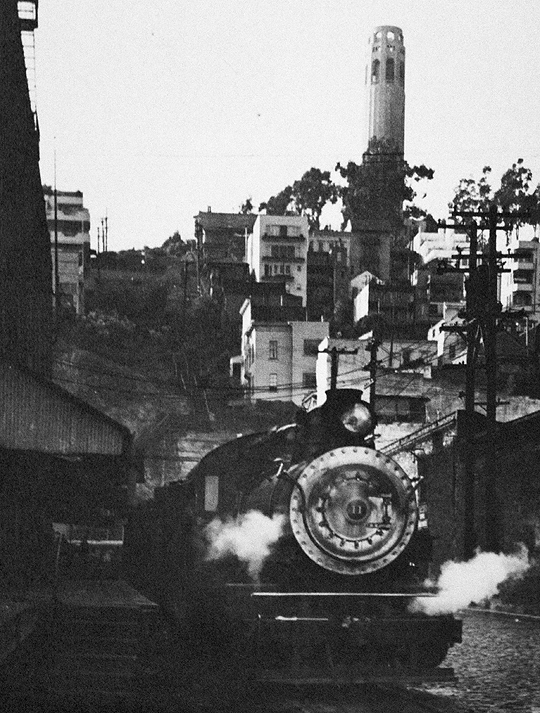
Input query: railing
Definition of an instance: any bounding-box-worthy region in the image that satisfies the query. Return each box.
[262,233,305,241]
[262,255,305,263]
[380,411,457,456]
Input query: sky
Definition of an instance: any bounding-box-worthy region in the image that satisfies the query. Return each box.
[32,0,540,252]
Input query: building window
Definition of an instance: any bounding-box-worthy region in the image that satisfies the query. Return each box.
[271,245,295,258]
[264,264,271,276]
[399,61,405,82]
[402,349,411,366]
[279,225,288,238]
[269,340,278,360]
[269,373,278,392]
[302,372,317,389]
[448,344,456,360]
[385,58,395,81]
[303,339,321,356]
[371,59,380,82]
[514,270,533,284]
[514,292,532,307]
[285,264,291,275]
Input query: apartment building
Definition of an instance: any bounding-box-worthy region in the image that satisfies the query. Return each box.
[352,273,417,333]
[247,215,309,306]
[44,188,90,314]
[240,294,328,406]
[194,209,256,261]
[410,224,467,325]
[499,233,540,327]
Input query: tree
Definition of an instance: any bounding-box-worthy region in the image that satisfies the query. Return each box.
[494,159,536,230]
[449,166,493,218]
[161,231,188,257]
[258,168,339,228]
[450,160,540,231]
[240,198,253,214]
[336,139,433,230]
[291,168,339,230]
[259,186,294,215]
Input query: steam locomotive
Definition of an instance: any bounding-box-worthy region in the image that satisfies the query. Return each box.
[124,389,462,684]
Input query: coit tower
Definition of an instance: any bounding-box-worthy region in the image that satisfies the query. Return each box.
[364,25,405,155]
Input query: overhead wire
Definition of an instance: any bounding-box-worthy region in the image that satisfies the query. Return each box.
[51,325,467,401]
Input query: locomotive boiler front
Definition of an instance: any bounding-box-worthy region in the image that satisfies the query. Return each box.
[289,446,418,575]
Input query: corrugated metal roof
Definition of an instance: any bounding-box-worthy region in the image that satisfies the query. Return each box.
[0,360,131,455]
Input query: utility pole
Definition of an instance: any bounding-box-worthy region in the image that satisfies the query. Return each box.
[484,205,502,552]
[465,220,479,557]
[320,346,358,391]
[366,335,381,409]
[53,150,59,317]
[438,206,525,554]
[194,219,202,294]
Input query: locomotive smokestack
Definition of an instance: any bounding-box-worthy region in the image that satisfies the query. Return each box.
[410,546,530,616]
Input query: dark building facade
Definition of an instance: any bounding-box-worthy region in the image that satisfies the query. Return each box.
[0,0,53,376]
[194,210,256,262]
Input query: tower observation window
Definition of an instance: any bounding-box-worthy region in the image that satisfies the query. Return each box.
[399,61,405,82]
[371,59,380,82]
[386,58,395,81]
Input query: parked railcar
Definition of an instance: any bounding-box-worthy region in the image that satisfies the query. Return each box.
[124,389,462,684]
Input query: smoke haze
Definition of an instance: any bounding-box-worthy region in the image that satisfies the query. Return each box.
[410,546,530,615]
[204,511,285,580]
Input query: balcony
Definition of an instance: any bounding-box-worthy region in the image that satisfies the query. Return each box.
[18,1,37,30]
[261,273,294,282]
[510,281,533,292]
[262,233,306,242]
[262,255,305,263]
[512,292,534,310]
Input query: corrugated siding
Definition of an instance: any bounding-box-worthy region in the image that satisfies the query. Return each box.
[0,362,128,455]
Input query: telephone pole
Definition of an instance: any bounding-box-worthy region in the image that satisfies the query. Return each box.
[365,335,381,409]
[439,205,525,554]
[320,346,358,391]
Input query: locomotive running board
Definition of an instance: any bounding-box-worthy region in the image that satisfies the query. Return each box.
[249,591,459,685]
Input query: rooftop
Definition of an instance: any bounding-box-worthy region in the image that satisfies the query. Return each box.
[195,211,257,232]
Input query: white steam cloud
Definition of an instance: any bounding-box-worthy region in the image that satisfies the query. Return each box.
[410,546,530,615]
[204,511,285,580]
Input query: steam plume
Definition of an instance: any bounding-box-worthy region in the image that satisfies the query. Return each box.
[204,511,285,580]
[410,546,530,615]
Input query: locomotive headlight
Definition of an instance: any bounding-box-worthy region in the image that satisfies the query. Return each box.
[339,402,374,437]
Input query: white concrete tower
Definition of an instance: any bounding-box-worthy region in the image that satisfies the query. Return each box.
[364,26,405,155]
